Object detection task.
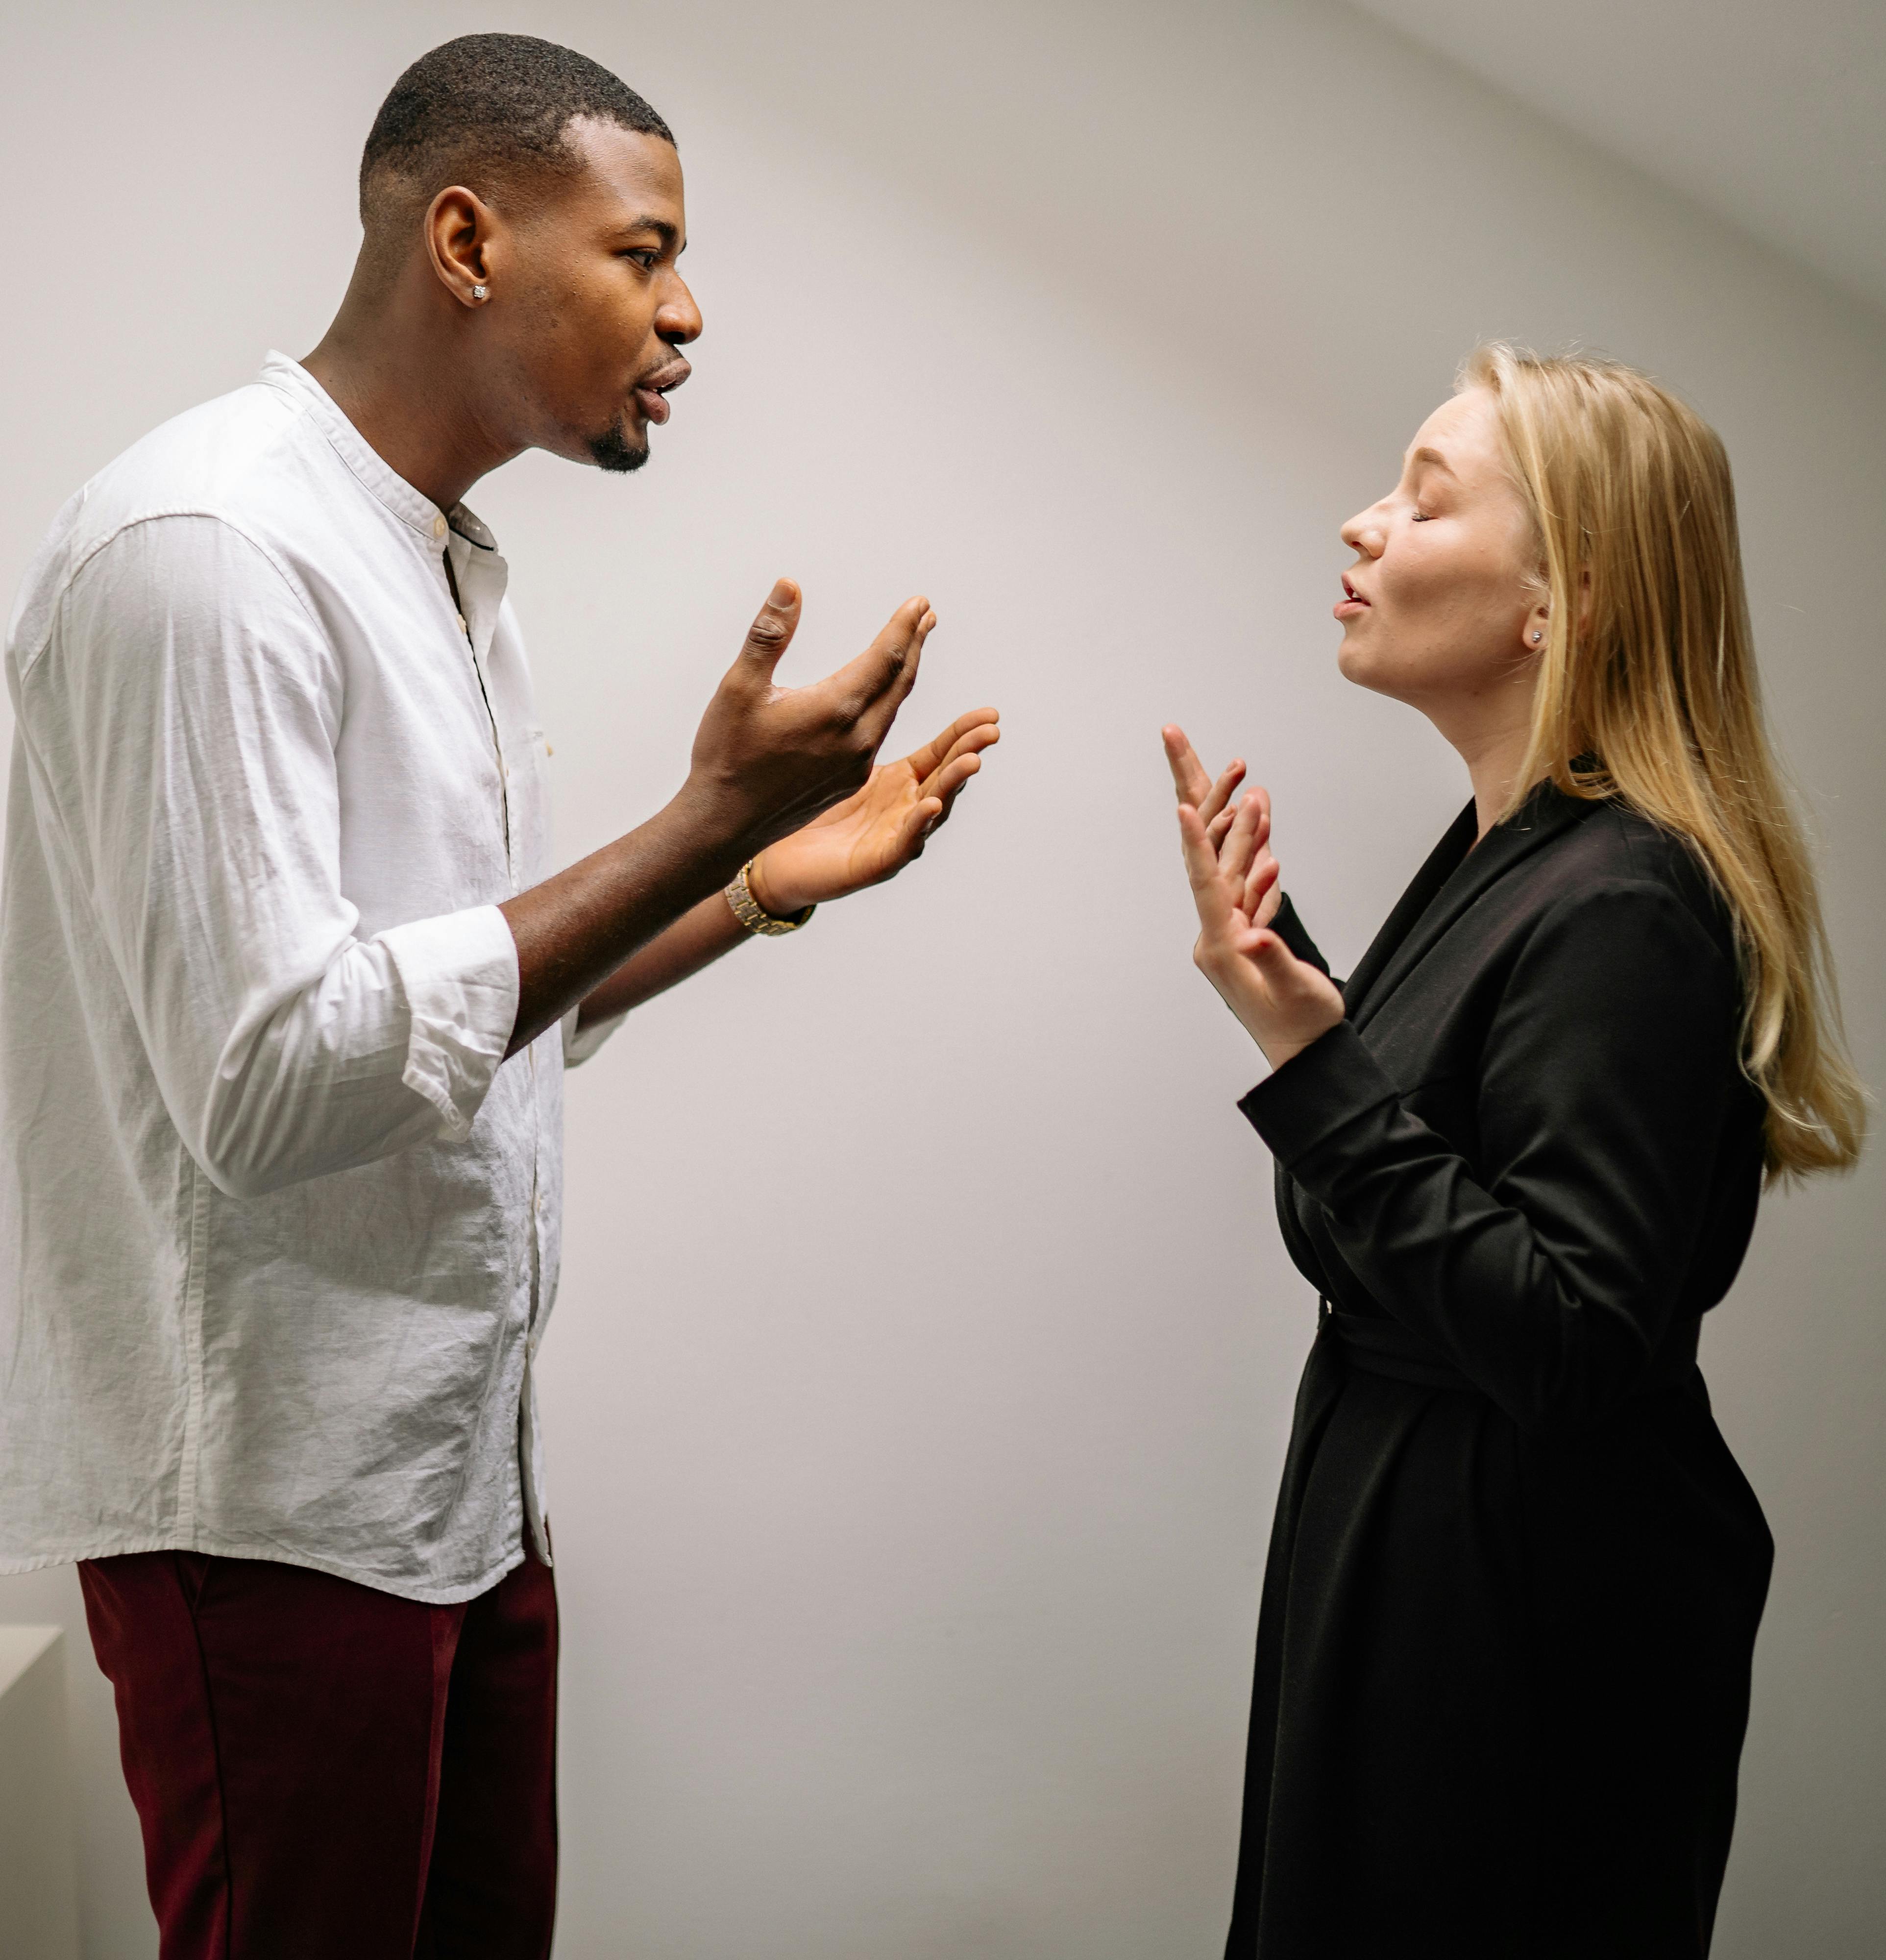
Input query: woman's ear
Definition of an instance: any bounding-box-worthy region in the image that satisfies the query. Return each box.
[1523,599,1549,652]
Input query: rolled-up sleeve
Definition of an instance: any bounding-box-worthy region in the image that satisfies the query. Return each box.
[379,906,520,1139]
[18,513,520,1196]
[561,1003,626,1068]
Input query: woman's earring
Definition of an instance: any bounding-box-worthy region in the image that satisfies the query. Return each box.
[472,284,489,301]
[1531,630,1543,644]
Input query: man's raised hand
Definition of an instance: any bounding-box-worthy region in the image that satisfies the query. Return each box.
[750,705,1001,913]
[684,579,934,858]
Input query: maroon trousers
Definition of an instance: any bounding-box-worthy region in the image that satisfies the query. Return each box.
[78,1546,558,1960]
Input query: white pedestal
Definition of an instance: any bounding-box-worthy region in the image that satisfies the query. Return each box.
[0,1626,82,1960]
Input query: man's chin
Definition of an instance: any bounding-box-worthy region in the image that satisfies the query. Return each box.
[586,422,651,474]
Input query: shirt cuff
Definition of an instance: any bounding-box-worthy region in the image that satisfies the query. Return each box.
[376,906,520,1142]
[1235,1019,1399,1188]
[563,1003,626,1068]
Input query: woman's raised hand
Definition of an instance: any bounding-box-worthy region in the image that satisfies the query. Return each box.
[1162,725,1344,1071]
[1161,726,1285,927]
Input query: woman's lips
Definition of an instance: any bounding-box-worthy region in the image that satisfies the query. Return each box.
[1335,576,1370,620]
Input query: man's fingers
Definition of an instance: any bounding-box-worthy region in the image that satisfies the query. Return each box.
[917,720,1001,797]
[1162,726,1216,808]
[923,751,984,822]
[822,597,930,735]
[853,605,932,748]
[906,706,1000,781]
[892,795,945,861]
[738,577,802,682]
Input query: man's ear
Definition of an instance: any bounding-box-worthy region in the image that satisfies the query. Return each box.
[425,185,497,309]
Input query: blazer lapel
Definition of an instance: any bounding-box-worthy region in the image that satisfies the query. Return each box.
[1348,784,1596,1031]
[1340,801,1477,1013]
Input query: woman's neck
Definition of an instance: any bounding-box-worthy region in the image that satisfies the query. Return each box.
[1421,687,1540,842]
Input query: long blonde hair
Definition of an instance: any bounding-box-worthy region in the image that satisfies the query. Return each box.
[1464,343,1865,1180]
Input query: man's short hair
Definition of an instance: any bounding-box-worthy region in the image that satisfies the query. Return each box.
[360,33,672,244]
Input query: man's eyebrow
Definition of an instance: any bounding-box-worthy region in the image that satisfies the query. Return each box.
[608,216,683,252]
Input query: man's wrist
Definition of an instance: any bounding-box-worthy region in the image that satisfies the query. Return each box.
[730,855,816,933]
[746,850,790,915]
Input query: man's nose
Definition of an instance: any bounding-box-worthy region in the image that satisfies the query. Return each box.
[657,275,704,346]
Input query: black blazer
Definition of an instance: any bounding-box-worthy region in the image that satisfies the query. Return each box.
[1241,782,1766,1435]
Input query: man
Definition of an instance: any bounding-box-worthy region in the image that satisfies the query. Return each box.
[0,33,998,1957]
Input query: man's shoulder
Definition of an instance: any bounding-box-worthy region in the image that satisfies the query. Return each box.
[9,370,330,665]
[69,374,318,551]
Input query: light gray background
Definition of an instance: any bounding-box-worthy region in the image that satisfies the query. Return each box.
[2,3,1881,1955]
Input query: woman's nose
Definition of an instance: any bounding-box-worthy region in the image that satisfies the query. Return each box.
[1341,509,1387,557]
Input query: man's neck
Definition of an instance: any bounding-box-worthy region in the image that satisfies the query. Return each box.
[301,277,518,514]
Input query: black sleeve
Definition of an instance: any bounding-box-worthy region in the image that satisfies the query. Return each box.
[1238,879,1741,1430]
[1270,895,1330,976]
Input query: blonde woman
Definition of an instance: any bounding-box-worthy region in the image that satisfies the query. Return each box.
[1166,346,1864,1959]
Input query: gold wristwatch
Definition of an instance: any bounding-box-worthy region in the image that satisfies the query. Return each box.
[724,859,816,936]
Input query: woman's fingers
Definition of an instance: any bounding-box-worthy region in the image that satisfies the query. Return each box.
[1162,726,1217,808]
[1219,785,1268,883]
[1246,783,1272,855]
[1197,759,1247,828]
[1243,850,1281,918]
[1177,804,1240,934]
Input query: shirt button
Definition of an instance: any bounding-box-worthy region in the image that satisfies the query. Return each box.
[432,514,447,539]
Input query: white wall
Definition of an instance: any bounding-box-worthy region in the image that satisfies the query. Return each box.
[1,3,1881,1956]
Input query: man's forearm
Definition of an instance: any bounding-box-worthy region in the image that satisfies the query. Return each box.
[575,888,750,1028]
[498,581,938,1059]
[499,787,747,1057]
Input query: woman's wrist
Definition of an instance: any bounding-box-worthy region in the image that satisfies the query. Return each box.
[1255,1027,1335,1072]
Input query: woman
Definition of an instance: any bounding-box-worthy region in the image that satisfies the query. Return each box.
[1165,346,1865,1959]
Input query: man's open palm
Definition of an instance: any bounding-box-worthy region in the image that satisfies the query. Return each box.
[754,706,1001,912]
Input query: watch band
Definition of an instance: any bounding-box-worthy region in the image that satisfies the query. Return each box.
[724,859,816,936]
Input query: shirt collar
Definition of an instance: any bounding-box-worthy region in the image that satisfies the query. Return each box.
[257,351,497,553]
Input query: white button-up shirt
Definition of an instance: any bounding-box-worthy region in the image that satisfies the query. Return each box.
[0,354,617,1603]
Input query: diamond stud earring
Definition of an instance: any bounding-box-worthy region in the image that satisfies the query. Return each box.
[472,284,489,301]
[1531,630,1543,644]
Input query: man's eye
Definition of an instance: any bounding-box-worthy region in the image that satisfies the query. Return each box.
[622,249,659,269]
